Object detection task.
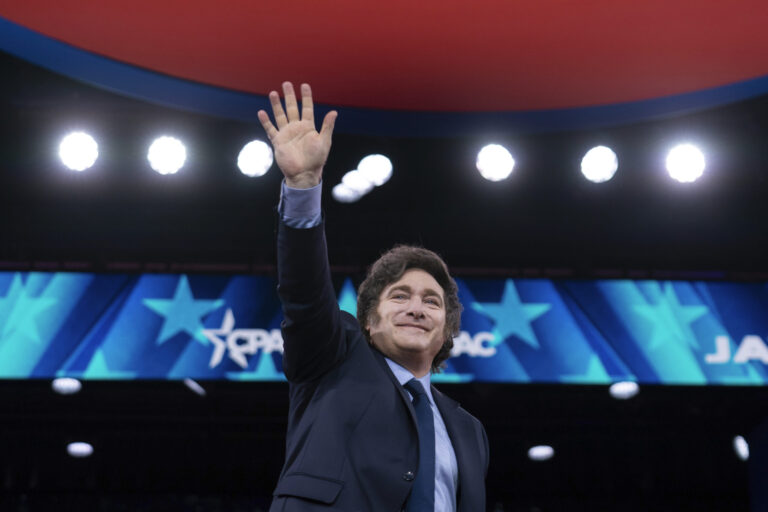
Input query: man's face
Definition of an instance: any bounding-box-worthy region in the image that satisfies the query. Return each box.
[367,269,447,374]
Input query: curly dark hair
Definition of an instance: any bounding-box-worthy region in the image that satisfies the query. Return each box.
[356,245,462,373]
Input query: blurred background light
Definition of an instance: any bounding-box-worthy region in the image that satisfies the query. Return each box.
[237,139,273,177]
[51,377,82,395]
[733,435,749,461]
[332,183,363,203]
[341,170,374,195]
[666,143,705,183]
[528,445,554,461]
[183,378,206,397]
[609,381,639,400]
[59,132,98,171]
[357,154,393,186]
[581,145,618,183]
[148,136,186,175]
[476,144,515,182]
[67,442,94,458]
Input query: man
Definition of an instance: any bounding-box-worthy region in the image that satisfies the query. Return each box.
[258,82,488,511]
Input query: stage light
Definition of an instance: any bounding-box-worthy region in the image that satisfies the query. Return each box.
[528,445,554,461]
[148,136,186,175]
[183,378,206,397]
[237,140,273,177]
[609,381,639,400]
[341,170,374,195]
[581,146,618,183]
[67,442,94,458]
[733,435,749,461]
[51,378,82,395]
[332,183,363,203]
[476,144,515,182]
[59,132,98,171]
[357,154,393,186]
[666,143,705,183]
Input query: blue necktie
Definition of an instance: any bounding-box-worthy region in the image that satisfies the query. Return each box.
[404,378,435,512]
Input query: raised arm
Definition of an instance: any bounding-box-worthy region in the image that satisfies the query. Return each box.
[259,82,345,383]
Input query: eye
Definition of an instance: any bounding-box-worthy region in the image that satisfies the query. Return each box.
[425,297,441,307]
[392,293,408,300]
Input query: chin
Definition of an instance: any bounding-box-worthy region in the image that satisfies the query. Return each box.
[396,336,437,353]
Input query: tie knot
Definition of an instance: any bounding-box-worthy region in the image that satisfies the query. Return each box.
[404,378,427,398]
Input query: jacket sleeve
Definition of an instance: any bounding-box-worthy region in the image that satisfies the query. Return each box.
[277,218,348,382]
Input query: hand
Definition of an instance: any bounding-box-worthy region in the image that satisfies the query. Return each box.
[258,82,337,189]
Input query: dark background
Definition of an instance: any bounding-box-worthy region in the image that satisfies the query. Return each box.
[1,50,767,511]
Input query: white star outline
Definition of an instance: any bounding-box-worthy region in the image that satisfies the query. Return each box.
[202,309,284,369]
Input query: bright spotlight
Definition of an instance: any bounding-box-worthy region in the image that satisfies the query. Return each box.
[609,381,639,400]
[148,136,186,175]
[581,146,618,183]
[332,183,363,203]
[357,154,393,186]
[237,140,273,177]
[476,144,515,182]
[59,132,98,171]
[341,170,374,195]
[67,442,94,458]
[52,378,82,395]
[733,435,749,461]
[666,143,705,183]
[528,445,554,461]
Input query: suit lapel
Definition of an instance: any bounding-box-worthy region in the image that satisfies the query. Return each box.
[370,346,419,429]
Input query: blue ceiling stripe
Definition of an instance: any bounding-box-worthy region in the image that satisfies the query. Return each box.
[3,15,768,136]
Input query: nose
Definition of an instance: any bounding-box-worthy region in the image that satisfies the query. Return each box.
[406,297,426,318]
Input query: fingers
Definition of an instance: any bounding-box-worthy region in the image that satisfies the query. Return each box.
[257,110,278,140]
[300,83,314,123]
[320,110,337,144]
[283,82,300,122]
[269,90,288,129]
[261,82,330,139]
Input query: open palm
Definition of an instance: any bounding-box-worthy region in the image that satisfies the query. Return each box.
[258,82,337,189]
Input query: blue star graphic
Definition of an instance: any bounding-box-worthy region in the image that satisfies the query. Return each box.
[337,278,358,316]
[633,282,708,351]
[0,273,57,343]
[472,280,550,349]
[143,275,224,345]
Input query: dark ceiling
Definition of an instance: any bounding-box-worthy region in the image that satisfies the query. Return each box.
[1,51,768,277]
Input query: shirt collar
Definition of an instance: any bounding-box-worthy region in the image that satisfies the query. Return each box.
[384,357,435,406]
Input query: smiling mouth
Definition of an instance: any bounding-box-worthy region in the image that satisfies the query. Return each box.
[397,324,429,332]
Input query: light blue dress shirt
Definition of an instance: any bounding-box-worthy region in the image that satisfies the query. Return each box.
[385,359,459,512]
[279,181,459,511]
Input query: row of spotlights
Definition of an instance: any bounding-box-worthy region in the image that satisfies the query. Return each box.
[61,133,706,186]
[333,154,393,203]
[477,143,707,184]
[58,132,391,198]
[59,132,274,177]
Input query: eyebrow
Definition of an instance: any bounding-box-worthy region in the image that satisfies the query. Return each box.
[388,285,443,302]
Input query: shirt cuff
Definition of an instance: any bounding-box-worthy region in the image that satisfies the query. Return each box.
[279,180,322,229]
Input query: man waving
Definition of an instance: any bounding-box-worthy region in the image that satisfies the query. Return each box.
[259,82,488,512]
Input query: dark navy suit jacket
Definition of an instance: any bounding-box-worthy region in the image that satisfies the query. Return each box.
[269,220,489,511]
